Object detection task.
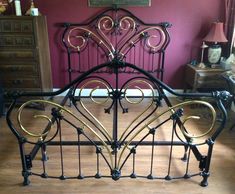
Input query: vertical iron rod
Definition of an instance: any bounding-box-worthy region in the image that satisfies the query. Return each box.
[97,152,100,174]
[58,121,65,179]
[185,146,191,177]
[166,120,176,179]
[113,63,119,169]
[77,134,82,178]
[149,133,155,177]
[41,144,47,177]
[132,152,136,175]
[88,40,90,70]
[67,50,72,84]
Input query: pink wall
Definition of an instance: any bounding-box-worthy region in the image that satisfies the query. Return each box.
[21,0,225,88]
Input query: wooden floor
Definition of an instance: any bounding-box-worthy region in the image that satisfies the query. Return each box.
[0,97,235,194]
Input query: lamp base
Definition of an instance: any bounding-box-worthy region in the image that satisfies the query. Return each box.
[207,44,221,64]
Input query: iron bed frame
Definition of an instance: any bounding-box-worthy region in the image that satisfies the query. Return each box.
[6,7,230,187]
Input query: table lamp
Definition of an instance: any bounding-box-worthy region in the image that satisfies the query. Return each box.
[203,22,228,64]
[197,41,208,68]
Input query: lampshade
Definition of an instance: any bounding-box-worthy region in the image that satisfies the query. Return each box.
[203,22,228,43]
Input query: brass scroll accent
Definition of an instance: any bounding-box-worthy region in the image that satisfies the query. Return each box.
[119,26,166,58]
[119,80,156,142]
[17,99,114,168]
[67,27,114,59]
[97,16,115,53]
[78,80,112,141]
[117,100,216,168]
[17,107,52,140]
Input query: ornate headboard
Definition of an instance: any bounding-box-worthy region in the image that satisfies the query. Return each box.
[62,7,171,83]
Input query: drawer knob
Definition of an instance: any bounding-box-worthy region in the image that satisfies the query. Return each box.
[13,80,23,84]
[11,67,22,72]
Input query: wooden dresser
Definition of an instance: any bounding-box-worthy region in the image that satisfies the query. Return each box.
[0,16,52,102]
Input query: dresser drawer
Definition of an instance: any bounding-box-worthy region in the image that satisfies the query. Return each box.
[0,64,38,75]
[0,20,33,33]
[0,50,36,60]
[0,35,35,47]
[197,80,226,88]
[197,72,223,81]
[2,77,40,88]
[196,72,226,88]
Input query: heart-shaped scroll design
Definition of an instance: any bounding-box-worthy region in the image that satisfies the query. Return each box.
[17,78,217,172]
[97,15,137,59]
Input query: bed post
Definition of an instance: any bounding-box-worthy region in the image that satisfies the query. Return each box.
[200,138,214,187]
[18,138,31,186]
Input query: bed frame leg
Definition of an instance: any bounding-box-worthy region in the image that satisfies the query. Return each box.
[200,139,214,187]
[200,172,209,187]
[18,138,31,186]
[22,171,30,186]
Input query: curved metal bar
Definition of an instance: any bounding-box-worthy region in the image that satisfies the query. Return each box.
[119,26,167,57]
[78,80,112,141]
[119,79,155,142]
[116,16,137,51]
[120,104,158,146]
[117,100,217,168]
[67,27,114,59]
[61,8,171,31]
[7,61,218,101]
[16,99,114,169]
[61,7,171,68]
[123,62,215,98]
[6,100,22,140]
[211,93,228,141]
[17,102,52,139]
[97,15,115,53]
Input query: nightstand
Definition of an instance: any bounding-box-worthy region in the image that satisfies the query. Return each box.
[184,64,227,92]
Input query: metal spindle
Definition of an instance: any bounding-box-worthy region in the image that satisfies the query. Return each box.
[184,146,191,178]
[95,147,101,178]
[41,143,47,178]
[165,120,176,180]
[78,50,81,73]
[151,52,154,72]
[58,121,66,180]
[147,130,155,179]
[88,39,90,70]
[77,133,83,179]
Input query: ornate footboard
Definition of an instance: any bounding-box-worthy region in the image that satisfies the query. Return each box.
[5,7,230,187]
[6,61,230,186]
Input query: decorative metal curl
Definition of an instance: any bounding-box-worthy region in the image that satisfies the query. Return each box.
[119,16,136,31]
[143,27,166,51]
[119,80,155,142]
[67,27,114,58]
[117,16,137,54]
[78,80,112,141]
[118,100,216,168]
[124,86,144,104]
[97,16,115,52]
[17,99,114,168]
[90,86,110,105]
[17,103,52,139]
[119,26,166,56]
